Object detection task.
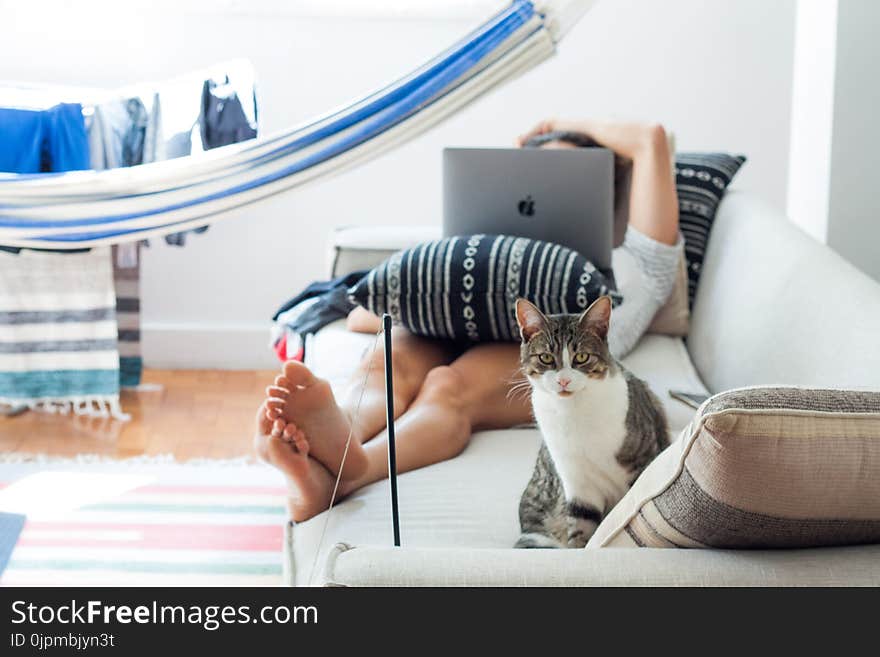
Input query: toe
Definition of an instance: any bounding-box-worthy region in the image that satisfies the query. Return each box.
[265,403,283,421]
[274,375,290,388]
[255,401,274,435]
[282,423,298,441]
[266,436,307,476]
[266,401,287,424]
[293,431,310,457]
[282,360,317,388]
[271,419,286,438]
[266,385,290,398]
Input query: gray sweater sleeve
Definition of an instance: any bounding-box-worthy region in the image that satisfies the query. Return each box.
[608,226,684,359]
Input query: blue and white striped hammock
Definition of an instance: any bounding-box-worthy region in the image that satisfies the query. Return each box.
[0,0,595,250]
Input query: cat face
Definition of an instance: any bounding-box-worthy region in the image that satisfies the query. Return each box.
[515,297,614,398]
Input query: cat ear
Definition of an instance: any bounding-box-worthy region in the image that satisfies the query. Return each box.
[515,298,548,342]
[579,295,612,339]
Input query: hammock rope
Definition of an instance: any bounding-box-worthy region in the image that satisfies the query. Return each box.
[0,1,596,249]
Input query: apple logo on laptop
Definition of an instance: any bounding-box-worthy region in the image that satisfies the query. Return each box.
[517,195,536,217]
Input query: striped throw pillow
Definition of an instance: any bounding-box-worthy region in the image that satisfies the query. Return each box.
[349,234,620,343]
[676,152,746,308]
[588,387,880,549]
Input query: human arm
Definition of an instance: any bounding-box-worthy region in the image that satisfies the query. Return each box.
[517,119,679,245]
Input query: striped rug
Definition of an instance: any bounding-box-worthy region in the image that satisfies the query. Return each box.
[0,456,288,586]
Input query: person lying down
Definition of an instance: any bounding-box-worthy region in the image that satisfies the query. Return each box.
[254,119,683,525]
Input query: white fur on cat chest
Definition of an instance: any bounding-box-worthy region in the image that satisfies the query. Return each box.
[530,370,632,513]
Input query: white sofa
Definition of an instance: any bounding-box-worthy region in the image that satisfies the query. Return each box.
[283,191,880,586]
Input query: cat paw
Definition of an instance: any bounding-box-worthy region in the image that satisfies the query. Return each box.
[514,533,564,549]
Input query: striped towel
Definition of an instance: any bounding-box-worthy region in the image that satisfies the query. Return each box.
[112,244,143,388]
[0,248,127,419]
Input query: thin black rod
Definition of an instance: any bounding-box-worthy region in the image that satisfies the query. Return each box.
[382,314,401,547]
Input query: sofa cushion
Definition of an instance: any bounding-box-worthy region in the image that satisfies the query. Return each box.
[291,322,707,585]
[348,234,620,343]
[588,387,880,549]
[294,427,541,586]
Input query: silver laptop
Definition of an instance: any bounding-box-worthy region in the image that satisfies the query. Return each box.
[442,147,614,271]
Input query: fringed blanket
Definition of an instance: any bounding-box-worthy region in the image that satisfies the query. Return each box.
[112,244,143,388]
[0,248,127,419]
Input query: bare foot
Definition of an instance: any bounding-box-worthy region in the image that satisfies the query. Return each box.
[253,400,337,522]
[264,361,368,481]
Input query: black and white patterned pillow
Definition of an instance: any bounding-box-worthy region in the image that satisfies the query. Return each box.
[675,152,746,307]
[349,234,620,343]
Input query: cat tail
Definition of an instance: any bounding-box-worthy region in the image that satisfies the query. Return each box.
[516,444,567,548]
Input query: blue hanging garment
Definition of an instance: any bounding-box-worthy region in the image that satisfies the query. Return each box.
[0,103,89,174]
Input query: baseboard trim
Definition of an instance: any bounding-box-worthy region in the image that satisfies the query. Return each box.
[142,322,279,370]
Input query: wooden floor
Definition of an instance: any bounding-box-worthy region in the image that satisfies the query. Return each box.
[0,369,276,461]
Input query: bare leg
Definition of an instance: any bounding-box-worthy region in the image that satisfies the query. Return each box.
[337,327,460,445]
[340,342,530,496]
[256,342,527,519]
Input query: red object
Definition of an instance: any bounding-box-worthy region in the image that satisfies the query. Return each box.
[273,332,304,362]
[273,333,288,361]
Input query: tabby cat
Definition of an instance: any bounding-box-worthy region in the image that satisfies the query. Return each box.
[514,296,669,548]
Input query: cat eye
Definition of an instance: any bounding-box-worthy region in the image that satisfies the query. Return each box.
[574,352,592,365]
[538,353,555,365]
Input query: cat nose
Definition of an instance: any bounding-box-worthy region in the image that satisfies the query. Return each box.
[558,377,571,389]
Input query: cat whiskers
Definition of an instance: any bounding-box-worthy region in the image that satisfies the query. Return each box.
[506,376,532,403]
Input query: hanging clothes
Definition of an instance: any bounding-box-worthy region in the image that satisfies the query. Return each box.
[86,93,163,170]
[0,102,89,174]
[0,93,90,255]
[200,77,257,149]
[159,69,259,246]
[86,94,162,388]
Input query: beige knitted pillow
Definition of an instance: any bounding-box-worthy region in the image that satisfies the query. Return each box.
[588,387,880,549]
[611,247,689,337]
[646,252,689,336]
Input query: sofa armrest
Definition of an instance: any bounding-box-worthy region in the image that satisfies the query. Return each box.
[689,191,880,391]
[322,543,880,587]
[329,225,441,278]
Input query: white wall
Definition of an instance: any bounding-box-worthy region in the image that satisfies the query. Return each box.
[786,0,838,243]
[786,0,880,283]
[1,0,796,368]
[825,0,880,283]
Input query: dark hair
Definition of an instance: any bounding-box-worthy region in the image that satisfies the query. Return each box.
[523,130,630,183]
[521,130,601,149]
